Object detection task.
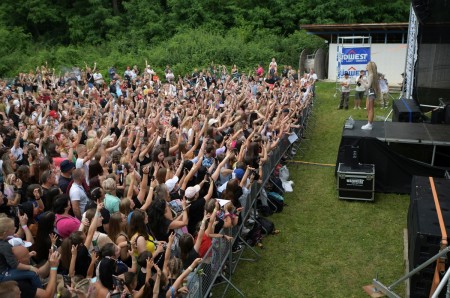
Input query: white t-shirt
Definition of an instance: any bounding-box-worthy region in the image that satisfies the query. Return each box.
[379,78,389,94]
[355,75,367,92]
[11,146,23,162]
[76,158,90,185]
[93,72,104,84]
[308,73,318,83]
[341,77,351,93]
[69,182,89,215]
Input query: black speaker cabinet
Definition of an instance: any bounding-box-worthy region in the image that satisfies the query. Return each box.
[393,99,422,123]
[337,163,375,201]
[408,176,450,298]
[343,145,359,169]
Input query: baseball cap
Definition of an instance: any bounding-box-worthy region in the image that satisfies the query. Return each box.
[49,110,58,119]
[165,176,179,193]
[60,160,75,173]
[13,99,20,107]
[185,185,201,199]
[208,118,219,126]
[233,168,245,180]
[8,237,32,248]
[344,71,349,76]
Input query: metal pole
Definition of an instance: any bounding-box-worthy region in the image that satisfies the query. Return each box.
[432,145,436,166]
[389,247,450,289]
[432,267,450,298]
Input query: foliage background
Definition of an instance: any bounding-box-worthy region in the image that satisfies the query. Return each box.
[0,0,410,77]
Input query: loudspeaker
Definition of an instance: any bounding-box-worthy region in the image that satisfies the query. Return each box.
[343,145,359,169]
[445,104,450,124]
[393,99,422,123]
[408,176,450,297]
[431,108,444,124]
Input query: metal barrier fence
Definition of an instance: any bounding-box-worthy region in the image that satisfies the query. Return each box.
[186,95,316,298]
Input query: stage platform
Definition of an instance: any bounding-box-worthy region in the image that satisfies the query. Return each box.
[337,121,449,194]
[343,121,450,166]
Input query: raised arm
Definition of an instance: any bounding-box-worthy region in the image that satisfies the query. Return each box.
[166,258,202,298]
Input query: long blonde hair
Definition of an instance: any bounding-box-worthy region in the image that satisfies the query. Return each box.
[367,61,380,97]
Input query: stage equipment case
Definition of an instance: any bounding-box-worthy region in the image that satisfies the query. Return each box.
[337,163,375,201]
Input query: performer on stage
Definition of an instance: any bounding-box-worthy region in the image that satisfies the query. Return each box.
[361,61,380,130]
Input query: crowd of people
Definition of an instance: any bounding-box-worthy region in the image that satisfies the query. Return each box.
[0,59,313,298]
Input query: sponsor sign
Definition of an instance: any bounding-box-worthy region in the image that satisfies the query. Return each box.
[337,46,371,79]
[341,47,371,65]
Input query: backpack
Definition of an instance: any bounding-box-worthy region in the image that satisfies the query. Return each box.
[268,192,284,213]
[258,217,275,235]
[245,222,263,247]
[259,205,274,217]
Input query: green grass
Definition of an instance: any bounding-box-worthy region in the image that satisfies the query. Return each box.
[219,82,410,297]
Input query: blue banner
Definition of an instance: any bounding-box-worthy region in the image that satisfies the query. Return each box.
[341,47,371,65]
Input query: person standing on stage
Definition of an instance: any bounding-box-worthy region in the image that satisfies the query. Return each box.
[361,61,380,130]
[354,70,367,110]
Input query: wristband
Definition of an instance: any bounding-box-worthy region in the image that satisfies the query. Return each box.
[21,225,28,230]
[50,267,58,271]
[188,266,194,271]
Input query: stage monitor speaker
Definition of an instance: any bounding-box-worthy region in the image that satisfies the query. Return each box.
[393,99,422,123]
[343,145,359,169]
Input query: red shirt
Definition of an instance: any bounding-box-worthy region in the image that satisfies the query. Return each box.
[257,66,264,77]
[197,233,212,258]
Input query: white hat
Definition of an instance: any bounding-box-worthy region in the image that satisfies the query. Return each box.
[185,184,201,199]
[13,99,20,107]
[8,237,32,248]
[208,118,219,126]
[165,176,179,193]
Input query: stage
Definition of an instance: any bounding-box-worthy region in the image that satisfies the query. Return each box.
[336,120,449,194]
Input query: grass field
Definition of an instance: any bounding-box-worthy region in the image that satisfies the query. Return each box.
[220,82,410,297]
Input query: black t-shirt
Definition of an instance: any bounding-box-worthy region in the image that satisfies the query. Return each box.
[75,245,91,277]
[187,197,205,235]
[139,154,151,168]
[58,175,72,194]
[182,248,199,270]
[17,279,37,298]
[132,195,143,210]
[151,218,171,242]
[87,73,94,84]
[84,201,111,233]
[42,187,51,212]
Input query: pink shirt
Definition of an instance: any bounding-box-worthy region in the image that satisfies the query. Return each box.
[257,66,264,77]
[55,214,81,239]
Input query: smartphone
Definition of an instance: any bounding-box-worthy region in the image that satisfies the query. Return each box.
[112,275,124,292]
[17,205,25,216]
